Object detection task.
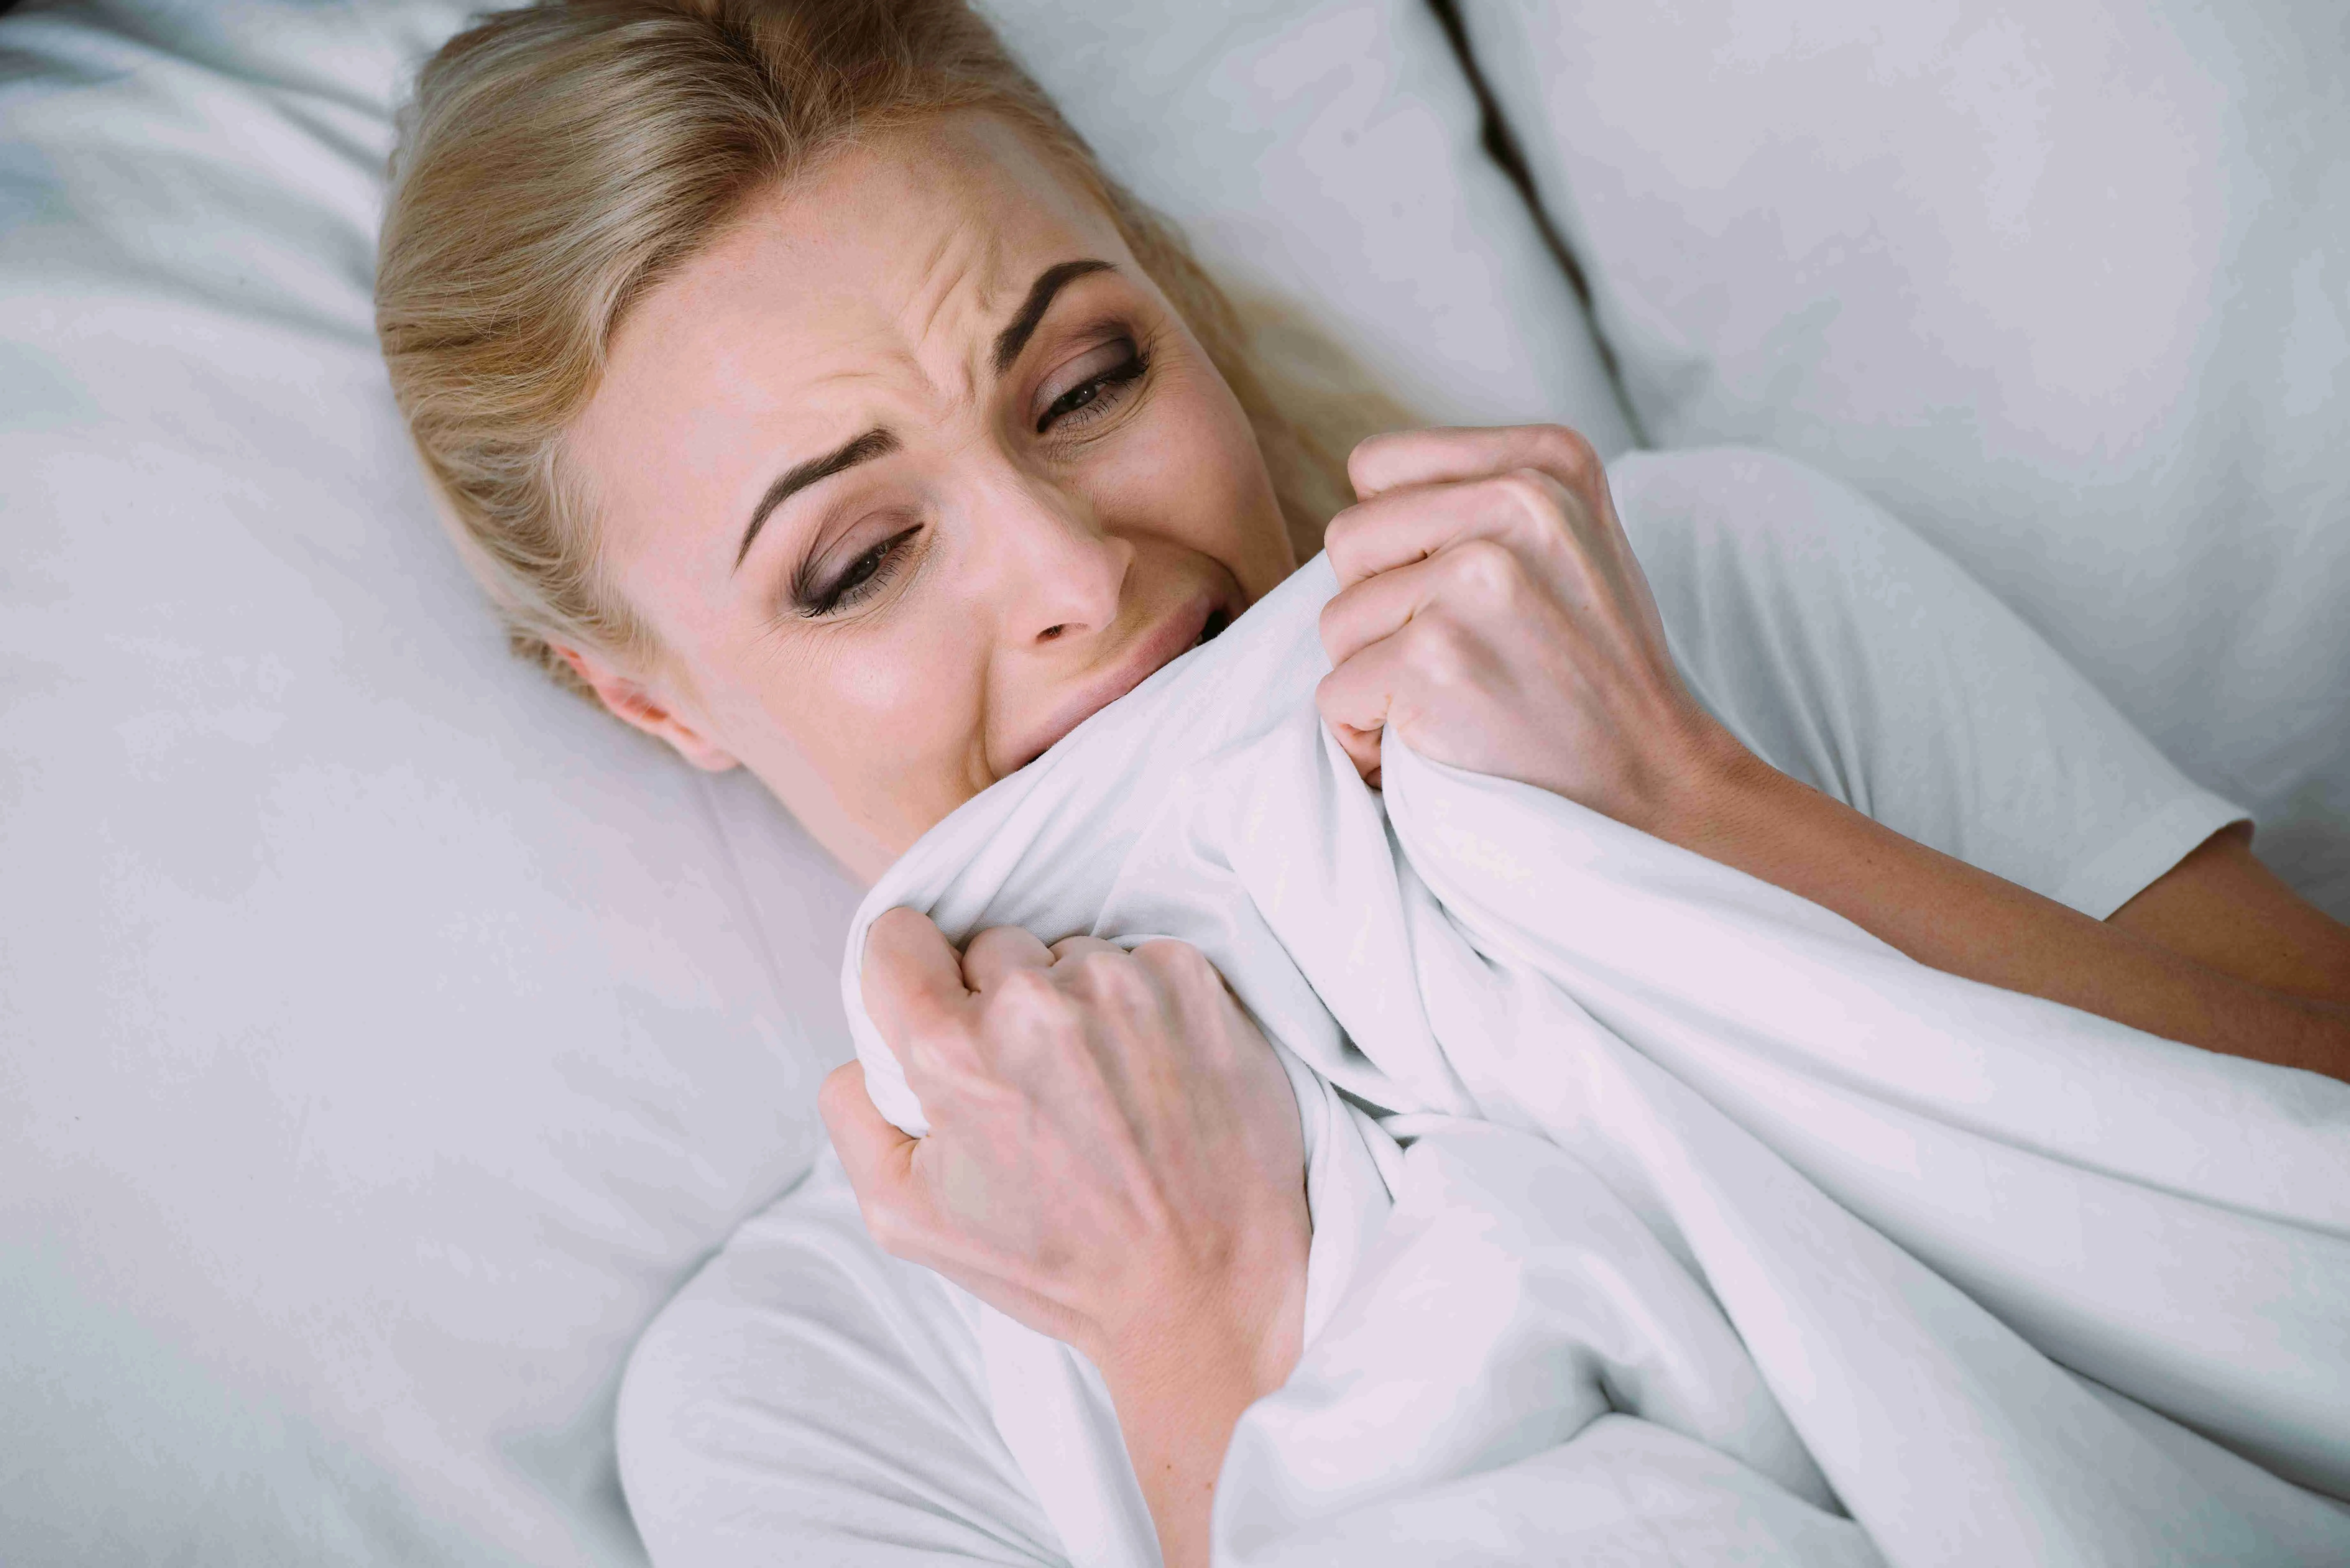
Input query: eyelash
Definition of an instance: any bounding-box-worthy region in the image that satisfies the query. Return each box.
[1036,339,1150,434]
[789,333,1152,621]
[793,523,922,618]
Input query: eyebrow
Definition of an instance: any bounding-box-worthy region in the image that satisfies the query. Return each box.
[732,258,1117,571]
[991,258,1117,374]
[734,426,900,570]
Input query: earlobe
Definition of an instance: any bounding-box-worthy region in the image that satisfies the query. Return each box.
[553,643,741,773]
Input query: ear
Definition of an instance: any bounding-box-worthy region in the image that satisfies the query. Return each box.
[554,644,739,773]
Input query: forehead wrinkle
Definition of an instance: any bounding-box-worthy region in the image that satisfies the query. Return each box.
[900,222,1006,407]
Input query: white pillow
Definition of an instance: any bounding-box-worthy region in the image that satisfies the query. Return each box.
[0,4,862,1563]
[0,1,1632,1563]
[1457,0,2350,916]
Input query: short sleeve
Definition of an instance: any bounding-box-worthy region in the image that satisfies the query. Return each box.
[1611,448,2249,920]
[615,1153,1067,1568]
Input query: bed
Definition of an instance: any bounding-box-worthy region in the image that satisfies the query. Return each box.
[1,1,2341,1563]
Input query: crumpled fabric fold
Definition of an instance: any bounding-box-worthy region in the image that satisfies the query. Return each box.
[844,553,2350,1567]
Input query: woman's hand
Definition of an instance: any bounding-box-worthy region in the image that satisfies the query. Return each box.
[822,910,1310,1567]
[1322,428,2350,1080]
[1316,423,1747,830]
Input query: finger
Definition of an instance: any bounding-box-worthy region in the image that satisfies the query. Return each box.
[1347,422,1602,504]
[1044,935,1141,1016]
[1322,470,1581,590]
[1131,939,1251,1073]
[1045,933,1125,965]
[1315,630,1423,784]
[1127,937,1220,994]
[1323,712,1384,787]
[816,1060,931,1255]
[1319,542,1530,672]
[960,925,1054,995]
[861,907,974,1047]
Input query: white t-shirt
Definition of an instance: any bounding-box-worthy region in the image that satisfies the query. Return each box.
[612,448,2246,1567]
[1619,447,2244,921]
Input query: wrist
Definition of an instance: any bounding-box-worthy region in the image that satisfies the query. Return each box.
[1632,717,1779,851]
[1091,1270,1301,1407]
[1093,1292,1288,1568]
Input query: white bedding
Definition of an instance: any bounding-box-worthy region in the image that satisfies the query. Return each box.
[835,470,2350,1564]
[618,451,2342,1565]
[11,0,2341,1559]
[0,1,1628,1561]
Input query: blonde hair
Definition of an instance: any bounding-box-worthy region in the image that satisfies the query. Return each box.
[376,0,1369,698]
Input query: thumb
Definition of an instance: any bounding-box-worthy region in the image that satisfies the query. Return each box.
[818,1060,930,1255]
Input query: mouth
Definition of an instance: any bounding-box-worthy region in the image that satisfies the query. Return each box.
[1003,592,1234,773]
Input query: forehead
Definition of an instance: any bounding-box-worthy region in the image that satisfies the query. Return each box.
[596,113,1130,417]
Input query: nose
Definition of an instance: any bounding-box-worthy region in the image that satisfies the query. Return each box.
[971,466,1132,649]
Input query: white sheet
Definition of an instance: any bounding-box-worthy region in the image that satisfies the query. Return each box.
[840,486,2350,1563]
[0,1,1640,1561]
[617,448,2261,1564]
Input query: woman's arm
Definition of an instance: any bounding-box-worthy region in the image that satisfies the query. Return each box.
[1653,748,2350,1077]
[823,914,1309,1568]
[1314,423,2350,1081]
[2107,823,2350,1010]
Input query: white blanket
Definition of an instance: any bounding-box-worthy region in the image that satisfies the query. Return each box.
[844,554,2350,1566]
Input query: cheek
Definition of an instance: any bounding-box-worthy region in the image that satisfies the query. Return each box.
[1110,360,1292,586]
[620,542,955,778]
[716,617,992,840]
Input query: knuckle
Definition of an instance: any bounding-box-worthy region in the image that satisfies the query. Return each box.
[990,966,1059,1011]
[1345,429,1410,491]
[996,1018,1080,1076]
[1404,616,1472,684]
[1483,470,1542,510]
[1133,938,1211,985]
[1321,505,1372,575]
[902,1020,976,1082]
[961,925,1023,962]
[1486,470,1568,531]
[1072,947,1147,1004]
[1315,668,1372,733]
[1526,423,1597,479]
[972,991,1065,1065]
[1447,538,1523,600]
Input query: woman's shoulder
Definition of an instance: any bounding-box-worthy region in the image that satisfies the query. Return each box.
[1603,443,1998,732]
[1605,445,1920,586]
[615,1153,1062,1565]
[1603,444,2244,918]
[1601,445,1944,729]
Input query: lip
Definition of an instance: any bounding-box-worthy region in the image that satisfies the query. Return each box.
[1003,591,1224,773]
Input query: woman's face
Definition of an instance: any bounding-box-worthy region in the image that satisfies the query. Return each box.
[567,114,1296,881]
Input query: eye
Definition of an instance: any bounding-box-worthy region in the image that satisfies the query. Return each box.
[1035,337,1149,435]
[793,523,923,618]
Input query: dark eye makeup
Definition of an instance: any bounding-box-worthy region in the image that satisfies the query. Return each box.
[791,521,923,618]
[1035,335,1150,434]
[784,323,1154,622]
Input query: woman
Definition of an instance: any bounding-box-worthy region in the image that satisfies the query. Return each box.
[376,2,2350,1562]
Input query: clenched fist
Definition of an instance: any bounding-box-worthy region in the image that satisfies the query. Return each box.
[1316,424,1748,833]
[822,911,1309,1394]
